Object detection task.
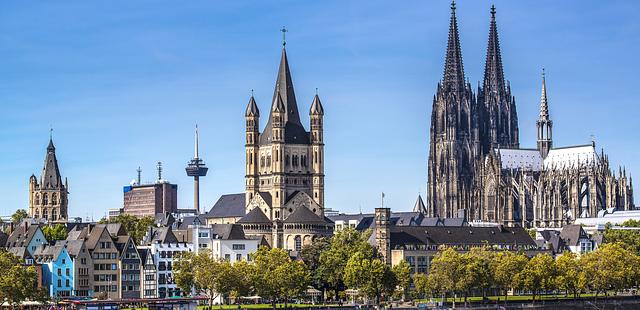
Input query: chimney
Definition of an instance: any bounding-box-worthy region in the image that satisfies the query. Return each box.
[375,207,391,264]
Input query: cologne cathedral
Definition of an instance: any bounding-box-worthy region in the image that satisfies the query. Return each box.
[427,3,634,228]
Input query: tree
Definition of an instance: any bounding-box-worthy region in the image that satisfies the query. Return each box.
[344,251,397,305]
[300,237,330,289]
[42,224,68,241]
[604,221,640,255]
[318,228,374,299]
[252,247,310,309]
[11,209,28,224]
[425,248,462,304]
[0,250,48,306]
[392,260,412,301]
[581,242,636,298]
[173,251,195,295]
[515,253,556,302]
[100,214,155,244]
[458,247,494,305]
[555,252,584,299]
[491,251,528,305]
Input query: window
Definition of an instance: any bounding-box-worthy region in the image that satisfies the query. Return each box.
[236,254,242,261]
[81,258,86,264]
[58,279,62,287]
[58,269,62,276]
[62,259,66,264]
[66,279,70,287]
[66,268,70,276]
[232,244,245,250]
[224,254,230,261]
[294,236,302,252]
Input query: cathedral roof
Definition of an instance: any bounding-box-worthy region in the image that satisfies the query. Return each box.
[41,137,64,189]
[283,206,331,224]
[496,144,600,171]
[238,207,271,224]
[482,5,506,95]
[259,47,310,145]
[442,1,466,94]
[205,193,246,219]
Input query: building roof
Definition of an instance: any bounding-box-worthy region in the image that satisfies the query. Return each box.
[155,213,176,227]
[33,244,67,263]
[283,207,331,225]
[6,223,42,248]
[497,148,543,171]
[205,194,246,219]
[141,227,178,245]
[210,224,247,240]
[259,48,310,145]
[544,144,599,169]
[41,138,64,189]
[0,231,8,248]
[559,224,589,246]
[413,195,428,214]
[238,207,271,224]
[55,240,85,257]
[388,225,537,250]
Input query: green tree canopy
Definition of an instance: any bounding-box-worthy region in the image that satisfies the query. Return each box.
[491,251,528,304]
[581,242,636,297]
[11,209,28,224]
[0,250,48,305]
[251,247,310,309]
[344,251,397,305]
[100,213,155,244]
[516,253,557,301]
[42,224,68,241]
[555,251,585,299]
[318,228,373,296]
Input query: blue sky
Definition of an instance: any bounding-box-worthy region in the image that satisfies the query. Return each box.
[0,0,638,219]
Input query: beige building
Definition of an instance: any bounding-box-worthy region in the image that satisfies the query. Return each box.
[202,43,334,252]
[29,137,68,223]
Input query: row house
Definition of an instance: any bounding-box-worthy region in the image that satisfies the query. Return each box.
[139,226,193,298]
[6,222,48,265]
[32,244,74,298]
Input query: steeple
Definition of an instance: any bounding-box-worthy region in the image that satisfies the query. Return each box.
[482,5,505,94]
[537,69,553,157]
[413,194,427,214]
[260,46,310,145]
[539,69,550,120]
[442,1,466,93]
[310,93,324,115]
[245,94,260,117]
[41,136,63,189]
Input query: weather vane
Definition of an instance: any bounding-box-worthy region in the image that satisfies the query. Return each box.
[280,26,288,46]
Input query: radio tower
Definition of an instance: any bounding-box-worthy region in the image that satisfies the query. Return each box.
[185,125,208,214]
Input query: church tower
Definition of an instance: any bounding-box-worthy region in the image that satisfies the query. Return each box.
[478,5,519,154]
[427,1,479,218]
[244,42,325,221]
[29,135,69,223]
[537,70,553,158]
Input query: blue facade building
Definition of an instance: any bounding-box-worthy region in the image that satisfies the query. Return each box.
[34,244,74,297]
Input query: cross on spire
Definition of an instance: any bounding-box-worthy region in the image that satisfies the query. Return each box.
[280,26,288,46]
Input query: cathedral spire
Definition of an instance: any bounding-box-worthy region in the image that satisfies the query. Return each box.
[442,0,466,93]
[269,47,302,125]
[539,69,550,120]
[483,5,505,94]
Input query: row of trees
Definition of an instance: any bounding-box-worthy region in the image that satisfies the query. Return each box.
[173,229,410,307]
[174,247,309,308]
[414,243,640,306]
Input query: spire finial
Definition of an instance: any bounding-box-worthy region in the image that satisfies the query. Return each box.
[491,4,496,17]
[251,89,254,97]
[280,26,288,47]
[451,0,456,12]
[315,87,318,95]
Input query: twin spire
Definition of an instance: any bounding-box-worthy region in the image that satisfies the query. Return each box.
[483,5,506,94]
[442,1,466,93]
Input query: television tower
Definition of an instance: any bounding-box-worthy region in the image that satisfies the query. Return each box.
[185,125,208,214]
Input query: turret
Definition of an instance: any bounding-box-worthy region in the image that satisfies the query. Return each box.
[310,93,325,207]
[245,95,260,206]
[537,69,553,158]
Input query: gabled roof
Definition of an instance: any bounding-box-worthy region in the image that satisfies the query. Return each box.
[33,244,68,263]
[413,195,428,214]
[106,223,128,237]
[8,247,30,259]
[238,207,271,224]
[258,192,273,208]
[141,227,178,245]
[211,224,247,240]
[155,212,176,227]
[84,225,112,250]
[7,223,43,248]
[283,207,330,224]
[205,194,246,219]
[55,240,85,257]
[560,225,589,246]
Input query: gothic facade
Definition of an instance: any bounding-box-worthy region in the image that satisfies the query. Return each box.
[239,44,333,251]
[29,137,69,223]
[427,4,634,228]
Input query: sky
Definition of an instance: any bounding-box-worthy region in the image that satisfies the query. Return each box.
[0,0,638,219]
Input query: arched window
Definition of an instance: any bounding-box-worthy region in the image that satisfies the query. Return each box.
[52,209,57,221]
[294,236,302,252]
[43,193,49,206]
[34,208,40,218]
[52,193,57,205]
[35,194,40,205]
[43,209,49,220]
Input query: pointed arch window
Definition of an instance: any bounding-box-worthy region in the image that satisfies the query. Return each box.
[35,193,40,205]
[52,193,57,205]
[294,236,302,252]
[52,209,57,221]
[43,209,49,220]
[34,208,40,218]
[43,193,49,206]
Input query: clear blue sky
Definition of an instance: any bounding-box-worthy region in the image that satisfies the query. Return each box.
[0,0,638,219]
